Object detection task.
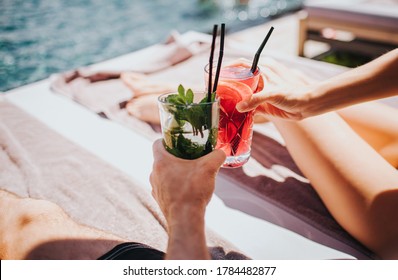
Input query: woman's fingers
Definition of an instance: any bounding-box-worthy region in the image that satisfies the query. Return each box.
[260,57,309,85]
[236,88,281,112]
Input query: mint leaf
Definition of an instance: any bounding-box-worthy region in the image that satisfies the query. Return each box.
[164,133,206,159]
[199,92,216,103]
[162,86,218,159]
[186,88,194,104]
[166,94,185,105]
[178,84,185,99]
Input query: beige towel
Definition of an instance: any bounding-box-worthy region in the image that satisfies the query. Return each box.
[50,31,212,139]
[0,100,242,258]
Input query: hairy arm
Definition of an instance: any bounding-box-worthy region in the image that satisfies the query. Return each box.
[164,205,209,259]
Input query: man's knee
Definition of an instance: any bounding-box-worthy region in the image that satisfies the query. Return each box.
[15,198,67,230]
[0,196,68,259]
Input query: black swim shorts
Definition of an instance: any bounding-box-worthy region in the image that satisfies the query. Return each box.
[98,242,164,260]
[98,242,250,260]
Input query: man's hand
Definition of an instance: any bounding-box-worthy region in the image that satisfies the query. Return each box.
[150,139,226,259]
[150,139,226,222]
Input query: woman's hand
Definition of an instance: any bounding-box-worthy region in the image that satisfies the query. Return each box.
[236,58,317,120]
[238,49,398,120]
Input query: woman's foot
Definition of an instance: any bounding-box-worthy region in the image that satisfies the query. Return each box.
[126,94,161,125]
[121,72,175,98]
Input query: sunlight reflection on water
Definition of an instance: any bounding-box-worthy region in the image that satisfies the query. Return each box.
[0,0,302,91]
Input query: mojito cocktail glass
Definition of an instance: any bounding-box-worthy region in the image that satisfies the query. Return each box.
[158,87,219,159]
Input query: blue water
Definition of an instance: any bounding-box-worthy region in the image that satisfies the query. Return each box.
[0,0,302,92]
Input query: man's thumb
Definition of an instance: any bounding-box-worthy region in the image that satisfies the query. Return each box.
[202,149,226,169]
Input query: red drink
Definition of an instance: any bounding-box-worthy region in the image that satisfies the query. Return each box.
[206,61,263,167]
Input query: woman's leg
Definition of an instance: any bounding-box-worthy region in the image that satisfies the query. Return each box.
[121,72,176,98]
[0,190,126,259]
[337,102,398,168]
[270,113,398,259]
[261,58,398,258]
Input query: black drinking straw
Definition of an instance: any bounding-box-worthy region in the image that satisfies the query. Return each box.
[212,23,225,93]
[250,26,274,73]
[207,24,218,101]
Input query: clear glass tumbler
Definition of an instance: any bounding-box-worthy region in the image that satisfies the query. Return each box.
[158,90,219,160]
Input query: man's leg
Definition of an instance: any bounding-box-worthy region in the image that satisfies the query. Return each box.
[0,190,126,259]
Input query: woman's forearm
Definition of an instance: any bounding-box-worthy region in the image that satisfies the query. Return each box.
[309,48,398,115]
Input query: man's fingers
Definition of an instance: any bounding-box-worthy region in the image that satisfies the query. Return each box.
[153,138,178,162]
[154,138,225,169]
[201,149,226,171]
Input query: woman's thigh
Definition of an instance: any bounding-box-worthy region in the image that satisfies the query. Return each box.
[337,102,398,167]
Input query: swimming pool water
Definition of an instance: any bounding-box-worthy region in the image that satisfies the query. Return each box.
[0,0,302,92]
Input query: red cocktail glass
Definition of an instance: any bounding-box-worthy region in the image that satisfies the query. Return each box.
[205,60,264,167]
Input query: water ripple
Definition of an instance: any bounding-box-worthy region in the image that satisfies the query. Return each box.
[0,0,302,92]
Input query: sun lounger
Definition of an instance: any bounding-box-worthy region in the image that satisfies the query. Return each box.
[0,97,247,259]
[298,0,398,58]
[5,29,396,259]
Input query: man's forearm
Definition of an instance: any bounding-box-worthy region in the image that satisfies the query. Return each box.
[165,205,210,260]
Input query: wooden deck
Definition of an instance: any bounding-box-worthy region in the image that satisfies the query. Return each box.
[229,13,329,58]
